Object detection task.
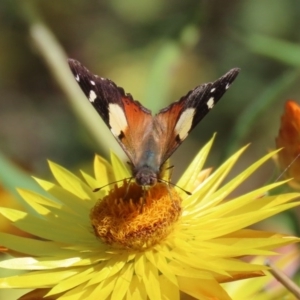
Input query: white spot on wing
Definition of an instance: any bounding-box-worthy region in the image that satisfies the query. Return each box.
[210,88,216,93]
[90,80,95,85]
[75,74,80,82]
[207,97,214,109]
[109,103,128,137]
[175,108,195,140]
[225,83,230,90]
[89,90,97,103]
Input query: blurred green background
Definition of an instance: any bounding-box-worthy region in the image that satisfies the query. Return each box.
[1,0,300,298]
[1,0,300,184]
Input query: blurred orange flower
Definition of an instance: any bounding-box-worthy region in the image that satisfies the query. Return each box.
[276,100,300,189]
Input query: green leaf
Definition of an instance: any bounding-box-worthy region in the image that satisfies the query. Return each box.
[245,34,300,67]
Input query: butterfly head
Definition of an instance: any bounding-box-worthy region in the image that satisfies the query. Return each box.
[134,166,158,186]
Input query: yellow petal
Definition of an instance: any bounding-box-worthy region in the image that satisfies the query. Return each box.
[51,282,89,299]
[0,269,77,288]
[0,207,94,244]
[126,275,147,300]
[88,275,116,299]
[0,232,68,256]
[87,255,128,286]
[48,161,93,201]
[34,178,93,218]
[110,151,131,182]
[18,289,55,300]
[17,189,61,209]
[177,134,215,191]
[143,260,161,300]
[145,250,178,286]
[178,276,232,300]
[183,145,248,209]
[159,275,179,300]
[201,149,281,207]
[111,263,133,300]
[94,154,115,185]
[0,256,82,270]
[46,267,94,296]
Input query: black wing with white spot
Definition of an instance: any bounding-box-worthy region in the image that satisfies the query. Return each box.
[178,68,240,131]
[154,68,240,164]
[68,58,154,166]
[68,58,128,126]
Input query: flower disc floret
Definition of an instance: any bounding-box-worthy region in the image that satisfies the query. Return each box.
[90,182,182,250]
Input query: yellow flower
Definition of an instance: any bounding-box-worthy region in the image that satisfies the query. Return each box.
[276,100,300,189]
[0,136,299,300]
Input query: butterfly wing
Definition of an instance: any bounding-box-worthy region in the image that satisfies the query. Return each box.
[68,59,154,166]
[154,68,240,165]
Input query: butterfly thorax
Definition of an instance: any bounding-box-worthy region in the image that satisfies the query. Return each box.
[131,137,162,186]
[132,138,161,187]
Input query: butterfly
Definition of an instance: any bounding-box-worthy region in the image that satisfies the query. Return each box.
[68,59,240,187]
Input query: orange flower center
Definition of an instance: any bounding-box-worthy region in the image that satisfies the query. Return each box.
[90,182,182,250]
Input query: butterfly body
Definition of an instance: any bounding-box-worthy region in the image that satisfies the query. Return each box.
[68,59,240,187]
[131,129,165,186]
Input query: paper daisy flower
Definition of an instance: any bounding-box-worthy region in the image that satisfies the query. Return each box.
[276,100,300,189]
[0,136,299,300]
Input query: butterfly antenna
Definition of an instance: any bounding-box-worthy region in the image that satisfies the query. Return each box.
[274,153,300,183]
[158,178,192,195]
[93,177,133,192]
